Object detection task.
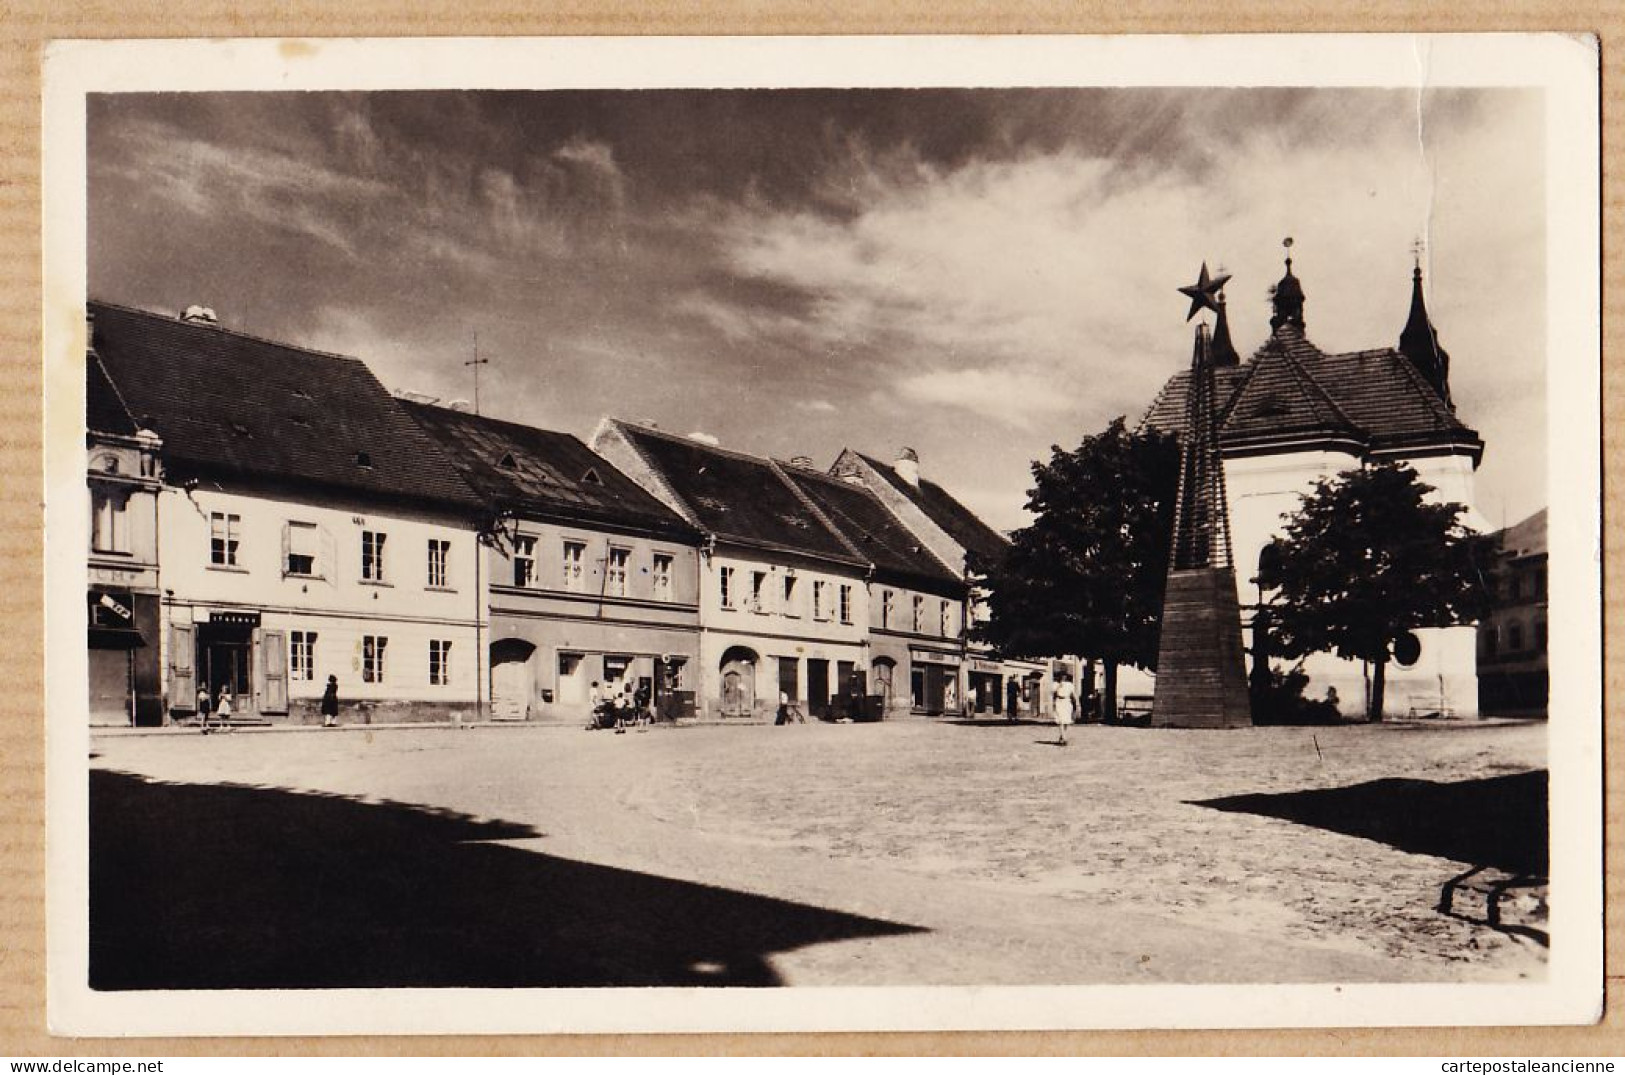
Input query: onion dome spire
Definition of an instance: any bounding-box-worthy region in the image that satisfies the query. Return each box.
[1268,237,1305,333]
[1398,251,1453,407]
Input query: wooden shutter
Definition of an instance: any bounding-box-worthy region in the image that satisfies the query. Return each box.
[259,628,288,714]
[168,622,196,712]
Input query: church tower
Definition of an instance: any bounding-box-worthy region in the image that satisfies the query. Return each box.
[1398,259,1453,407]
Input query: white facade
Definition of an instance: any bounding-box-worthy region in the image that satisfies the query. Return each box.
[702,548,869,719]
[1224,447,1481,719]
[158,485,484,721]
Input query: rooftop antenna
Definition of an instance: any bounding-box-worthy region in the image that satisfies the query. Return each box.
[464,330,492,416]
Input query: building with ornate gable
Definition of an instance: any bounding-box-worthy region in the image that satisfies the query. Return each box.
[1140,253,1486,719]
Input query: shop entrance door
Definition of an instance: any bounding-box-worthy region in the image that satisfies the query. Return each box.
[807,659,830,717]
[197,621,253,710]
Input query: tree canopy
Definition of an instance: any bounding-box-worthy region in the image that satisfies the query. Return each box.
[971,418,1180,711]
[1258,460,1490,721]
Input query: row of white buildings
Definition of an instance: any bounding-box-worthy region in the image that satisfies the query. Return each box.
[85,300,1058,727]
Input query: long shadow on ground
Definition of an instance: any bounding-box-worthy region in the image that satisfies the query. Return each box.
[1190,770,1547,874]
[90,768,923,990]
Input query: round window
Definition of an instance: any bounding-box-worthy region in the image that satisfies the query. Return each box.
[1392,631,1422,668]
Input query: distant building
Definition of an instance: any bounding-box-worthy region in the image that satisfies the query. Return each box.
[89,301,486,724]
[1478,508,1548,717]
[779,461,968,719]
[1141,254,1485,718]
[592,420,874,720]
[403,402,705,723]
[828,447,1054,718]
[85,350,164,725]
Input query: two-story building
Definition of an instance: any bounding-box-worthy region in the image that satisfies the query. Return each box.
[829,447,1055,718]
[86,352,164,726]
[403,401,705,723]
[1478,508,1547,717]
[592,420,872,720]
[780,461,969,718]
[90,301,487,724]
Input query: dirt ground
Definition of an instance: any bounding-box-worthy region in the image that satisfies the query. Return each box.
[88,717,1548,988]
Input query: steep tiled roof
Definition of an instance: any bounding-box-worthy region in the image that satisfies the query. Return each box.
[1141,325,1481,457]
[612,423,865,566]
[1496,507,1547,561]
[403,402,701,542]
[781,466,963,592]
[857,454,1011,561]
[86,353,137,437]
[88,301,479,511]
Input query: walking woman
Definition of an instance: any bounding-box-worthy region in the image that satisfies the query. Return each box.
[1052,673,1077,746]
[321,675,340,727]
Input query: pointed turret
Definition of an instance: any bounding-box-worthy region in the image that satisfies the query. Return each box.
[1398,260,1453,408]
[1211,293,1240,366]
[1269,247,1305,334]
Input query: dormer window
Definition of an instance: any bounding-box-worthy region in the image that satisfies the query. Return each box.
[581,467,602,485]
[499,452,518,469]
[356,452,373,469]
[230,421,252,437]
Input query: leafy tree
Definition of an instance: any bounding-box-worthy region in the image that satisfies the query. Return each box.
[1257,461,1490,722]
[971,418,1180,720]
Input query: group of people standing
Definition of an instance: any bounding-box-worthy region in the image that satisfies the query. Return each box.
[588,678,653,732]
[194,674,342,733]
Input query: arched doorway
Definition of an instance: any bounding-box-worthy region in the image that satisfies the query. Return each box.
[719,645,759,718]
[489,638,537,721]
[871,657,896,716]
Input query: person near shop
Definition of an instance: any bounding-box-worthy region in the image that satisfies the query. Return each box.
[321,675,340,727]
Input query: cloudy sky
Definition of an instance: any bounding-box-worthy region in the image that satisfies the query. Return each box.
[87,86,1545,531]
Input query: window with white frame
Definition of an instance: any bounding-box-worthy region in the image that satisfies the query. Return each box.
[429,639,452,686]
[513,535,536,588]
[782,574,800,617]
[607,547,630,597]
[562,540,586,592]
[285,521,318,576]
[939,600,951,637]
[90,489,129,553]
[839,584,853,625]
[652,553,674,600]
[362,635,388,683]
[209,512,241,567]
[750,570,768,613]
[289,631,316,681]
[912,595,924,633]
[427,538,451,588]
[813,580,829,620]
[719,565,735,608]
[882,589,894,629]
[361,530,388,582]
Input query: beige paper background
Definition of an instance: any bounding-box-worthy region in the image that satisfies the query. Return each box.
[4,7,1618,1057]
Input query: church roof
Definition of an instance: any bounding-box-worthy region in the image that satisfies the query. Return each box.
[1141,306,1481,461]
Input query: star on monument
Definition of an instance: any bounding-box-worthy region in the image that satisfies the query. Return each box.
[1178,262,1232,322]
